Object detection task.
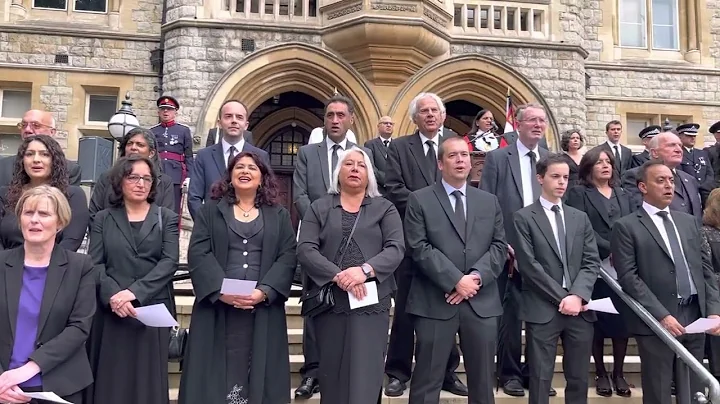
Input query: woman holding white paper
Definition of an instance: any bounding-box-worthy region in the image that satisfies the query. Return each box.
[0,186,95,404]
[179,152,297,404]
[85,155,179,404]
[297,147,404,404]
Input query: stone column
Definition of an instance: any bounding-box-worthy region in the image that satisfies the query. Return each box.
[685,0,700,62]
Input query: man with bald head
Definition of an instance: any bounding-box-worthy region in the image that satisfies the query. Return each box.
[0,109,82,187]
[622,131,702,218]
[364,116,394,196]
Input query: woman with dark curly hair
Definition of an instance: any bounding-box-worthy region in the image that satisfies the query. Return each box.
[179,151,297,404]
[0,135,89,251]
[85,155,179,404]
[558,129,585,189]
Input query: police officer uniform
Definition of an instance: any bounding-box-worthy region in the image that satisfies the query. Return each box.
[629,125,661,169]
[677,123,714,206]
[150,96,194,214]
[704,121,720,189]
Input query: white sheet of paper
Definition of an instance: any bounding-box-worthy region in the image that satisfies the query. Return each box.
[25,392,73,404]
[134,303,179,327]
[348,281,379,310]
[586,297,619,314]
[221,279,258,296]
[685,318,720,334]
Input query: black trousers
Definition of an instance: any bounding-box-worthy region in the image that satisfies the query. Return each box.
[496,262,528,384]
[173,184,183,215]
[384,257,460,383]
[636,300,705,404]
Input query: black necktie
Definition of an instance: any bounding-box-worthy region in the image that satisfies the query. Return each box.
[452,190,465,228]
[426,140,437,175]
[614,145,621,171]
[227,146,237,168]
[383,140,389,148]
[528,151,540,200]
[656,211,693,298]
[551,205,571,288]
[331,144,341,172]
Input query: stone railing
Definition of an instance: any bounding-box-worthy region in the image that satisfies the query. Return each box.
[221,0,320,24]
[451,2,549,39]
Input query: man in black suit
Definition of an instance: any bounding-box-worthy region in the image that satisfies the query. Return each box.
[404,136,507,404]
[513,154,600,404]
[622,132,702,218]
[187,100,268,219]
[611,160,720,404]
[364,116,394,196]
[480,103,552,397]
[677,123,714,206]
[630,125,661,169]
[384,92,467,397]
[292,95,373,399]
[590,120,632,178]
[0,109,82,187]
[703,121,720,189]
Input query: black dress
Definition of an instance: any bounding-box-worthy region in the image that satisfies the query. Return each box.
[314,210,391,404]
[591,191,631,339]
[561,153,581,189]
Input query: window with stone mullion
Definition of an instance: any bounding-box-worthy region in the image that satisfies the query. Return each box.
[75,0,107,12]
[618,0,679,50]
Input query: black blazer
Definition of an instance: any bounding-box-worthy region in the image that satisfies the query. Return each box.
[0,247,96,396]
[297,195,404,300]
[364,137,390,195]
[0,156,82,188]
[630,150,650,169]
[404,183,507,320]
[591,143,633,177]
[513,201,600,324]
[565,185,634,259]
[611,208,720,335]
[704,143,720,189]
[0,186,89,252]
[89,205,179,310]
[622,167,702,218]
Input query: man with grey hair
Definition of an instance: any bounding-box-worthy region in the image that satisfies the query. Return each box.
[622,131,702,218]
[0,109,82,187]
[384,92,467,397]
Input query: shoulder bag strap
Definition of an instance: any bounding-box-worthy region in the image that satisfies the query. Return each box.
[336,206,362,269]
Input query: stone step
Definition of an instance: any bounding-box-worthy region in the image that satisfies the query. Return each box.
[168,387,646,404]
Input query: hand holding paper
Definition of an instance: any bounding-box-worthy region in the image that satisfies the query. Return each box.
[221,279,257,296]
[134,304,179,327]
[685,318,720,334]
[348,281,379,310]
[584,297,619,314]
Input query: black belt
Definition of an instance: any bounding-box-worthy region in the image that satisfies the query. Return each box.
[678,295,697,306]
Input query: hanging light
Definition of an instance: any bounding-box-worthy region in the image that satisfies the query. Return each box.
[107,92,141,140]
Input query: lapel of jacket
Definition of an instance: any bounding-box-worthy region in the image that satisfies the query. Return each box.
[674,170,688,200]
[36,248,68,337]
[433,183,465,242]
[564,205,577,262]
[317,143,331,190]
[216,200,233,267]
[408,133,433,185]
[136,204,161,246]
[465,187,477,243]
[585,187,611,227]
[616,187,633,216]
[259,205,278,278]
[506,144,524,198]
[637,208,673,260]
[674,212,696,266]
[530,200,563,262]
[109,207,137,253]
[211,143,226,178]
[4,248,24,338]
[683,149,693,166]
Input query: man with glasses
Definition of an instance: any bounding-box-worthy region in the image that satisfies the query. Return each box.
[0,109,82,187]
[364,116,394,196]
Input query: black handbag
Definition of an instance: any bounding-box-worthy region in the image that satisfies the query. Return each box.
[300,208,362,318]
[168,326,188,361]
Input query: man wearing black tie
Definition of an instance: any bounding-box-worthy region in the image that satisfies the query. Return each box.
[590,120,632,178]
[364,116,394,196]
[384,93,467,397]
[611,160,720,404]
[513,154,600,404]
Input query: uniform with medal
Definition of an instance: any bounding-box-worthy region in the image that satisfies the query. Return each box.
[150,96,195,214]
[677,123,714,206]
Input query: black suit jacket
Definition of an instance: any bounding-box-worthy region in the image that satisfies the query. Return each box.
[611,208,720,335]
[0,247,96,396]
[297,195,404,300]
[89,205,179,310]
[513,201,600,324]
[591,143,633,177]
[404,183,507,320]
[622,167,702,218]
[629,150,650,169]
[565,185,634,260]
[704,143,720,189]
[479,143,549,247]
[679,147,714,205]
[364,137,390,195]
[0,156,81,187]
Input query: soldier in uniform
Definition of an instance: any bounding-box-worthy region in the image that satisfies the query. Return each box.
[150,95,194,214]
[629,125,661,169]
[704,121,720,189]
[677,123,715,206]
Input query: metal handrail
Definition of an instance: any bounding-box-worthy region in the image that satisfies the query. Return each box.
[599,268,720,403]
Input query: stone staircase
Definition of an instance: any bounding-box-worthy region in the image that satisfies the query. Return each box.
[169,290,651,403]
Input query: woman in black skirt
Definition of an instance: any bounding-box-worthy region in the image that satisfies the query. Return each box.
[566,147,635,397]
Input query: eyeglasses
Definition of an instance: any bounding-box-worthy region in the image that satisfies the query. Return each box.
[126,175,153,184]
[521,118,548,125]
[17,121,53,131]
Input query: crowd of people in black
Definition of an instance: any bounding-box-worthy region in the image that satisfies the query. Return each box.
[2,93,720,404]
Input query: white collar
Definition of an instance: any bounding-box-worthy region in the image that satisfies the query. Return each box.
[539,196,562,211]
[418,131,440,145]
[516,139,539,157]
[606,140,621,149]
[642,201,670,217]
[222,136,244,154]
[441,179,467,197]
[326,136,348,150]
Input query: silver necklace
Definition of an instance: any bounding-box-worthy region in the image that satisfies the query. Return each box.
[237,204,253,217]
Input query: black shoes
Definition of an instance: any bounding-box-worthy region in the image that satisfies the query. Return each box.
[442,375,469,396]
[384,377,406,397]
[294,377,319,399]
[612,373,632,397]
[502,380,525,397]
[595,374,613,397]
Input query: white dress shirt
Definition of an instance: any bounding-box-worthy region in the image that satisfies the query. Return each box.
[222,137,245,168]
[641,202,697,295]
[326,136,348,179]
[606,140,622,160]
[379,136,392,147]
[539,196,567,288]
[442,179,467,217]
[418,132,440,156]
[516,140,540,207]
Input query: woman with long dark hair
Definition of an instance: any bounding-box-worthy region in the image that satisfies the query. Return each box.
[463,109,507,152]
[0,135,88,251]
[180,151,297,404]
[559,129,585,189]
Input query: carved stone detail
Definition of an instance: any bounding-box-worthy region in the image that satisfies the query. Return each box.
[423,8,445,26]
[370,3,417,12]
[327,3,362,20]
